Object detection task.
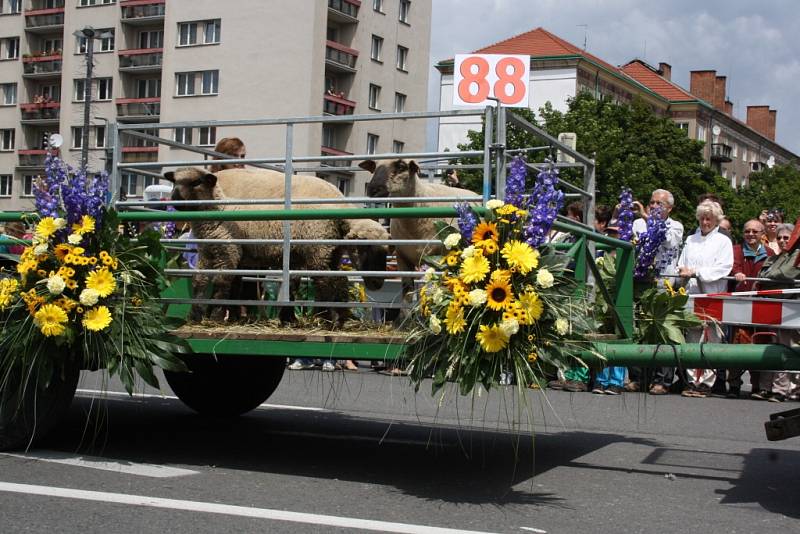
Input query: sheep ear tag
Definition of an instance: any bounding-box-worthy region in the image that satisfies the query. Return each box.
[163,171,175,183]
[358,160,377,173]
[202,173,218,188]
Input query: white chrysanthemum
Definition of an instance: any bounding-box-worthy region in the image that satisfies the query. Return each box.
[79,288,100,306]
[431,287,445,305]
[468,288,488,306]
[53,218,67,229]
[46,274,65,295]
[34,243,48,255]
[120,271,132,284]
[500,318,520,337]
[429,315,442,335]
[555,317,569,336]
[443,233,462,250]
[461,245,476,260]
[486,199,504,209]
[536,268,555,289]
[67,233,83,245]
[422,267,436,282]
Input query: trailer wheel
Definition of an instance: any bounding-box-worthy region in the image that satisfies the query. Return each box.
[164,355,286,417]
[0,363,80,451]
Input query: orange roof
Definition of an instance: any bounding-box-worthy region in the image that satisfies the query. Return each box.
[620,60,695,101]
[474,27,622,75]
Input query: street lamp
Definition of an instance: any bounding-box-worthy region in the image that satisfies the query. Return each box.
[74,26,113,171]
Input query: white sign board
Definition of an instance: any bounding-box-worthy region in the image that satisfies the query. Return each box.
[453,54,531,108]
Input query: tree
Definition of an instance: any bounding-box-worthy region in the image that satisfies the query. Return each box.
[723,164,800,228]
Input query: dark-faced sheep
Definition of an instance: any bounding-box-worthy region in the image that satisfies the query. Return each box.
[165,167,389,326]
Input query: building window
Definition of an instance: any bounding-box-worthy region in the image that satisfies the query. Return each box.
[71,127,83,149]
[392,140,404,153]
[40,84,59,101]
[1,83,16,105]
[94,125,105,148]
[367,133,379,155]
[43,38,62,54]
[198,126,216,146]
[697,124,706,142]
[1,0,22,14]
[138,30,164,49]
[73,79,86,101]
[204,19,221,44]
[201,70,219,94]
[174,127,192,145]
[79,0,115,5]
[176,72,196,96]
[675,122,689,136]
[122,173,138,197]
[178,19,220,46]
[1,129,14,151]
[0,175,11,197]
[372,0,383,12]
[731,143,738,158]
[370,35,383,62]
[394,92,406,113]
[99,29,115,52]
[137,78,160,98]
[742,146,748,161]
[2,37,19,60]
[322,124,335,148]
[178,22,197,46]
[368,84,380,110]
[396,46,408,71]
[336,177,350,196]
[96,78,112,100]
[399,0,410,23]
[23,175,35,197]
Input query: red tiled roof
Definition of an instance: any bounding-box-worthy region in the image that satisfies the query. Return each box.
[620,60,695,101]
[474,27,622,75]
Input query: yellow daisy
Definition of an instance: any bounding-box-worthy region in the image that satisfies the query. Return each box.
[471,222,499,246]
[485,277,514,311]
[72,215,96,235]
[82,305,112,332]
[445,303,466,335]
[475,323,509,353]
[459,251,490,284]
[34,303,68,337]
[54,244,72,262]
[85,268,116,297]
[496,204,518,216]
[501,240,539,275]
[478,239,499,255]
[35,217,58,239]
[518,291,544,322]
[445,251,460,267]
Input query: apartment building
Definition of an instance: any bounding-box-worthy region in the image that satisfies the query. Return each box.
[0,0,431,211]
[436,27,797,187]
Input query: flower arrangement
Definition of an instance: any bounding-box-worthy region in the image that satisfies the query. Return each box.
[633,206,668,280]
[404,158,596,395]
[0,153,188,396]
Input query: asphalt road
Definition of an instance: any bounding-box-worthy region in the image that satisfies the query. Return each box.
[1,366,799,533]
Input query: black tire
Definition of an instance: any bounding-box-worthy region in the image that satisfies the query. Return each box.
[0,364,80,451]
[164,355,286,417]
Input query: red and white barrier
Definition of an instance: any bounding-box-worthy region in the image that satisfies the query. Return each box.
[686,288,800,328]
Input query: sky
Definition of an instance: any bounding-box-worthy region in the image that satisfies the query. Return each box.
[427,0,800,155]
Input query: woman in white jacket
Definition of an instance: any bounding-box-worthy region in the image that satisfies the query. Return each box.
[677,200,734,397]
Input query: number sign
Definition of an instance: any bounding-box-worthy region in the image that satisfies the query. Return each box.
[453,54,530,107]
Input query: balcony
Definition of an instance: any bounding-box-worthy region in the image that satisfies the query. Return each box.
[710,143,733,163]
[320,145,353,172]
[121,145,158,163]
[118,48,163,73]
[120,0,165,25]
[328,0,360,23]
[116,97,160,121]
[325,40,358,73]
[22,54,62,78]
[18,148,57,168]
[24,7,64,34]
[20,101,60,124]
[323,93,355,117]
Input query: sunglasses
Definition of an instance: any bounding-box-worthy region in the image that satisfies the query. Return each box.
[777,236,791,241]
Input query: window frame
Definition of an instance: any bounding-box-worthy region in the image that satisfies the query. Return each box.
[394,92,406,113]
[138,30,164,49]
[399,0,410,23]
[178,22,198,46]
[392,140,404,154]
[370,35,383,62]
[368,84,381,111]
[198,126,216,147]
[396,45,408,72]
[372,0,384,13]
[23,175,35,197]
[1,82,17,105]
[200,70,219,95]
[203,19,221,44]
[175,72,196,96]
[96,77,112,101]
[174,127,192,145]
[366,133,379,155]
[0,128,14,151]
[73,79,86,102]
[2,37,20,60]
[0,174,11,197]
[94,125,106,148]
[71,126,83,149]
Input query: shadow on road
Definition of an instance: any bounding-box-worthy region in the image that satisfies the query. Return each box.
[41,395,665,507]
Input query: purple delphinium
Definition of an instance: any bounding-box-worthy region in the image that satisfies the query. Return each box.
[524,167,565,248]
[35,152,64,218]
[504,156,528,209]
[633,207,668,280]
[455,202,478,241]
[161,205,177,238]
[617,188,635,242]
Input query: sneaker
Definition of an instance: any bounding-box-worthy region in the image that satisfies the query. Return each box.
[768,393,786,403]
[591,386,606,394]
[624,381,640,392]
[564,380,588,392]
[547,379,567,390]
[726,387,741,399]
[604,385,623,395]
[751,389,769,400]
[321,360,336,372]
[649,384,669,395]
[288,360,313,370]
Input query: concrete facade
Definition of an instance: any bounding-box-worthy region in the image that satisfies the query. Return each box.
[0,0,431,210]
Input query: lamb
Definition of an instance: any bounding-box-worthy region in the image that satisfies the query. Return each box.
[164,167,390,326]
[360,158,478,296]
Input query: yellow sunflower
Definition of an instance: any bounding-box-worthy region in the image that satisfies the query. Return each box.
[485,277,514,311]
[53,244,72,262]
[471,222,499,246]
[72,215,96,235]
[518,291,544,322]
[82,305,112,332]
[475,323,509,353]
[459,251,490,284]
[445,303,466,335]
[35,217,58,239]
[501,240,539,275]
[34,303,68,337]
[85,268,116,297]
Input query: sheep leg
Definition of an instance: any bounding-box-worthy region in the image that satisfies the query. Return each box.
[208,273,235,322]
[190,272,210,322]
[313,276,349,328]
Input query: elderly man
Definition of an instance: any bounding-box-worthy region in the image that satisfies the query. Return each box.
[627,189,685,395]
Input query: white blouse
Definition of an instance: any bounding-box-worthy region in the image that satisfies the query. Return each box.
[676,226,734,295]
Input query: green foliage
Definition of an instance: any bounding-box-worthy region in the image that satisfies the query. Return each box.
[635,286,701,344]
[722,164,800,231]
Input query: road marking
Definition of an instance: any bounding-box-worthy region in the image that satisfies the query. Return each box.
[0,482,499,534]
[519,528,547,533]
[0,451,198,478]
[75,389,327,412]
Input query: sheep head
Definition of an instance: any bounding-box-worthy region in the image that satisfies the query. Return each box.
[163,167,220,210]
[345,219,389,291]
[360,159,420,198]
